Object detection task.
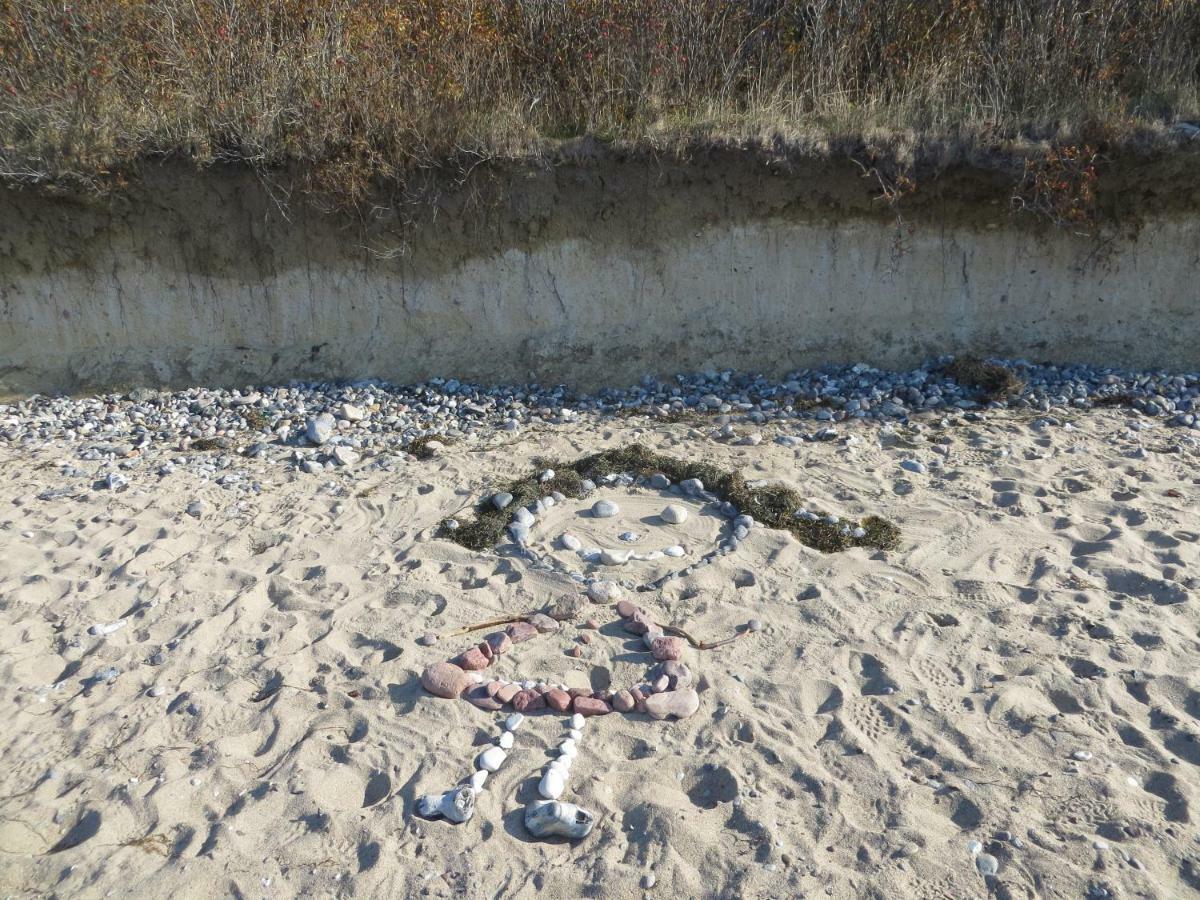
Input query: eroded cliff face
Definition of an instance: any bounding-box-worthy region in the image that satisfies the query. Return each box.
[1,155,1198,397]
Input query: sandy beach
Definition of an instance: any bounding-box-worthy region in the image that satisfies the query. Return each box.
[1,397,1198,899]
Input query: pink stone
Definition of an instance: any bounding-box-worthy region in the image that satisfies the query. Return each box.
[466,685,504,710]
[651,636,685,662]
[484,632,512,655]
[612,690,635,712]
[651,674,670,693]
[616,599,637,618]
[573,696,611,717]
[644,687,700,720]
[527,613,559,633]
[486,680,504,697]
[584,618,600,630]
[506,621,539,643]
[624,609,657,636]
[567,687,593,699]
[630,687,646,705]
[569,646,583,658]
[455,647,490,671]
[420,662,468,699]
[545,689,571,712]
[495,683,520,704]
[579,633,594,645]
[477,641,494,661]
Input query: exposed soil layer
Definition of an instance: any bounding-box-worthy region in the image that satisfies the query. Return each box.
[2,149,1199,397]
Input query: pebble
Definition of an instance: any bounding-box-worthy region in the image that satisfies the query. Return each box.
[306,413,336,445]
[592,499,620,518]
[680,478,704,496]
[900,459,927,474]
[560,533,582,551]
[574,697,611,717]
[571,713,586,729]
[586,581,622,603]
[421,662,468,699]
[88,620,126,636]
[1072,750,1093,761]
[649,474,671,489]
[545,689,571,711]
[498,731,515,749]
[660,504,688,524]
[663,546,686,558]
[644,688,700,720]
[493,492,513,509]
[642,873,657,889]
[455,647,490,671]
[539,769,566,800]
[975,853,999,877]
[477,747,507,772]
[613,690,636,712]
[505,712,525,731]
[469,770,488,791]
[747,619,764,632]
[616,600,637,618]
[505,621,538,643]
[650,636,685,661]
[186,499,205,518]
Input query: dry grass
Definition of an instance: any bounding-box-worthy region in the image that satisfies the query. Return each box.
[0,1,1197,204]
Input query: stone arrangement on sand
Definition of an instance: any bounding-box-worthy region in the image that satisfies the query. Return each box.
[419,594,702,721]
[417,584,720,840]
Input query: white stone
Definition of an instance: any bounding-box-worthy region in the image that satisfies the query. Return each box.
[416,785,476,823]
[571,713,585,729]
[568,728,582,741]
[498,731,514,749]
[477,747,507,773]
[599,549,630,566]
[88,620,126,636]
[591,499,620,518]
[560,533,582,551]
[514,507,535,526]
[663,545,686,558]
[469,770,488,791]
[660,504,688,524]
[331,446,360,466]
[306,414,336,445]
[1072,750,1093,761]
[524,799,595,840]
[559,739,577,757]
[586,581,622,602]
[539,769,566,800]
[338,403,365,422]
[505,713,524,731]
[492,492,513,510]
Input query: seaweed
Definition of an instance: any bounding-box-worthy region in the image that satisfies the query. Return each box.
[407,434,457,460]
[439,444,901,555]
[941,355,1025,401]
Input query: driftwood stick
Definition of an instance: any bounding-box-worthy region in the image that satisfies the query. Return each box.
[440,614,529,639]
[662,624,749,651]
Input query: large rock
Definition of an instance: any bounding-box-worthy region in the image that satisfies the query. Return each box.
[421,662,468,699]
[306,413,336,445]
[644,688,700,720]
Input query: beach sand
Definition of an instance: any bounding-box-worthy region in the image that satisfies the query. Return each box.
[1,407,1198,898]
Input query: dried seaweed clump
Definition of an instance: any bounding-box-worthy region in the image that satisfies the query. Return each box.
[941,356,1025,401]
[406,434,457,460]
[440,444,900,555]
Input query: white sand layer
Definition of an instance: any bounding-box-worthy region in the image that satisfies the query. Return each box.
[1,409,1198,898]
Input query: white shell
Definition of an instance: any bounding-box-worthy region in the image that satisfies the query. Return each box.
[478,747,507,773]
[539,769,566,800]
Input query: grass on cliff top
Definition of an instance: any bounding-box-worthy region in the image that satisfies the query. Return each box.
[1,1,1197,211]
[440,444,900,555]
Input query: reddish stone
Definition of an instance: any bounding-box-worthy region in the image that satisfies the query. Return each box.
[567,687,593,699]
[624,609,657,636]
[466,685,504,711]
[420,662,468,699]
[584,618,600,630]
[579,632,594,645]
[506,621,539,643]
[651,636,685,662]
[616,599,637,618]
[569,646,583,658]
[612,690,635,712]
[495,683,520,704]
[527,613,559,633]
[477,641,494,661]
[484,632,512,655]
[645,687,700,720]
[485,680,504,697]
[545,689,571,712]
[455,647,490,671]
[513,690,546,713]
[573,696,611,717]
